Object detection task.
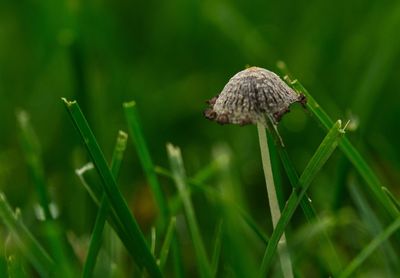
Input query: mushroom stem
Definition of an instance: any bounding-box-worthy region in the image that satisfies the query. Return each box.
[257,122,293,278]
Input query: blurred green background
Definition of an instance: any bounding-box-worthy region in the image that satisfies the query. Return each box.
[1,0,400,275]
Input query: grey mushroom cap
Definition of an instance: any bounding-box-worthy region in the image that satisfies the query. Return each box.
[204,67,306,126]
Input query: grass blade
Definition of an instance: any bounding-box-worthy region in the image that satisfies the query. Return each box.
[260,120,345,276]
[192,160,219,184]
[166,143,212,278]
[339,217,400,278]
[123,101,169,229]
[276,62,399,219]
[43,223,75,278]
[62,98,162,277]
[265,134,284,210]
[170,237,184,278]
[158,217,176,270]
[269,133,315,221]
[16,111,52,220]
[83,130,128,278]
[109,131,129,177]
[82,195,109,278]
[211,221,223,276]
[0,194,54,277]
[382,187,400,212]
[75,163,103,205]
[150,227,157,255]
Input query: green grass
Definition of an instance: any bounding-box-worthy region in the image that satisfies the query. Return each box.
[1,0,400,276]
[62,98,161,277]
[82,130,128,278]
[167,143,212,278]
[268,131,343,274]
[257,123,293,278]
[123,101,169,230]
[157,216,176,270]
[1,75,399,277]
[277,62,399,219]
[260,119,346,276]
[0,194,54,277]
[339,216,400,278]
[348,180,399,274]
[16,111,52,221]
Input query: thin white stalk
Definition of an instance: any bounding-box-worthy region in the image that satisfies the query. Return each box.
[257,122,293,278]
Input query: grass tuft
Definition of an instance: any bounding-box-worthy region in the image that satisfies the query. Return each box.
[62,98,162,277]
[167,143,212,278]
[82,129,128,278]
[277,62,399,220]
[0,193,54,277]
[260,120,345,276]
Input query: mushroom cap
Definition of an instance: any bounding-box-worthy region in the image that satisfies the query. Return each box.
[204,67,305,126]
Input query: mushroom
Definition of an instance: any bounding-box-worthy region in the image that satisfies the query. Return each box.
[204,66,306,127]
[204,66,305,278]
